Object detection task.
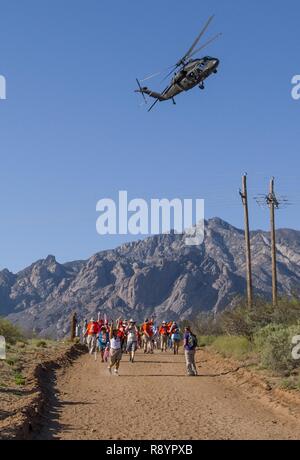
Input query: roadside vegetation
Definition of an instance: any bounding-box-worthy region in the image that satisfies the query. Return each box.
[190,298,300,390]
[0,317,66,389]
[0,317,24,345]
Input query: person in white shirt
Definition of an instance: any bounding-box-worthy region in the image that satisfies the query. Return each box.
[125,319,138,363]
[108,320,122,376]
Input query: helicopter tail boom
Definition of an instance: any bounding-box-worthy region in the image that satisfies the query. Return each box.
[135,79,167,101]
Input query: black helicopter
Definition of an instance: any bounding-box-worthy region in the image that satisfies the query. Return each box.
[135,16,221,112]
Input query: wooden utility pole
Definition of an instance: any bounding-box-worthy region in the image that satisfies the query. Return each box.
[268,177,278,307]
[240,174,253,308]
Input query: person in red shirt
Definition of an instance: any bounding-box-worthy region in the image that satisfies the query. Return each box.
[159,321,169,352]
[85,318,100,355]
[167,321,174,349]
[142,318,154,354]
[117,320,126,352]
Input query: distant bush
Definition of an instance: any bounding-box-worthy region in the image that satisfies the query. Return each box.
[194,298,300,341]
[193,313,223,337]
[0,318,24,345]
[211,336,253,360]
[35,340,47,348]
[192,301,300,380]
[254,323,300,375]
[197,336,216,347]
[219,306,254,339]
[280,376,300,391]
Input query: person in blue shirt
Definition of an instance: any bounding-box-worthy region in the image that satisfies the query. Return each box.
[170,322,181,355]
[98,326,110,363]
[183,326,198,376]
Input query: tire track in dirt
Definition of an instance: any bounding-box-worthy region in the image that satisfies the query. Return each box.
[35,350,300,440]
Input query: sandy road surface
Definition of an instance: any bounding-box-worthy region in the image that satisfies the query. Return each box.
[35,350,300,440]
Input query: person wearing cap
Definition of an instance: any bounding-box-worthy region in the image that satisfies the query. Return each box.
[85,317,100,355]
[159,321,169,352]
[125,319,138,363]
[183,326,198,376]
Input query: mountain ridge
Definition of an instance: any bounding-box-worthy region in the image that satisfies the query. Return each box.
[1,218,300,338]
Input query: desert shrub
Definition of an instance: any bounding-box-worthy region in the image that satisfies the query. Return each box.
[197,336,216,347]
[35,340,47,348]
[211,336,253,360]
[0,318,23,345]
[254,323,300,375]
[219,307,253,339]
[14,372,25,386]
[270,298,300,326]
[193,312,223,337]
[212,298,300,340]
[279,377,300,390]
[180,319,192,330]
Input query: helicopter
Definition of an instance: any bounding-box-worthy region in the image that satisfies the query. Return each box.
[135,15,221,112]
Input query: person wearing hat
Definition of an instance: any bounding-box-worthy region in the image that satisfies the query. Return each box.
[125,319,138,363]
[85,317,100,355]
[159,321,169,352]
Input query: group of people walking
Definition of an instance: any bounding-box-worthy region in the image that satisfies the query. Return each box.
[81,316,198,377]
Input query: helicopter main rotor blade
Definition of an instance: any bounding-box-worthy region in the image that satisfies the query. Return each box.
[160,65,178,83]
[188,32,222,59]
[141,72,162,82]
[141,64,177,82]
[148,98,160,112]
[178,15,215,64]
[161,32,221,83]
[142,16,217,86]
[148,83,172,112]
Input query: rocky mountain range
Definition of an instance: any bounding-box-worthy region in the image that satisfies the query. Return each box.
[1,218,300,338]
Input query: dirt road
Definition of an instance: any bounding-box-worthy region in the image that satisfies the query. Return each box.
[35,350,300,440]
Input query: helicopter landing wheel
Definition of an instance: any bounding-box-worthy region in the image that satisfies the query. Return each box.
[199,84,205,90]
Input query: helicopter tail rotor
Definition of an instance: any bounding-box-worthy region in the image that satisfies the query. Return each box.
[135,78,148,105]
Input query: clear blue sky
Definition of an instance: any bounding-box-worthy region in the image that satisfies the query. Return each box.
[0,0,300,272]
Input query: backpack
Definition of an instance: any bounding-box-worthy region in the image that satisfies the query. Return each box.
[172,329,181,341]
[188,333,198,349]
